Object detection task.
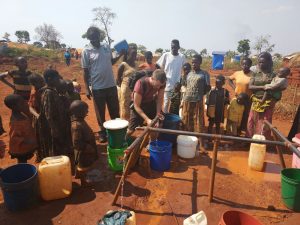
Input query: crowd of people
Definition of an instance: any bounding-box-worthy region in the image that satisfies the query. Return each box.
[0,25,295,185]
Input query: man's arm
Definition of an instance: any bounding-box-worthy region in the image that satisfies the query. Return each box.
[133,92,151,125]
[117,64,125,86]
[111,49,125,65]
[83,68,92,99]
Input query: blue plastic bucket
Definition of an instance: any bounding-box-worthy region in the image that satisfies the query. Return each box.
[0,164,39,211]
[159,113,181,143]
[114,40,129,54]
[149,140,172,171]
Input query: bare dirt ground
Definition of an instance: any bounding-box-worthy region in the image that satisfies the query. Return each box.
[0,56,299,225]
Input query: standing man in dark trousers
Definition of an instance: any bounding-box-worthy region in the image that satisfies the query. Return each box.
[81,26,124,142]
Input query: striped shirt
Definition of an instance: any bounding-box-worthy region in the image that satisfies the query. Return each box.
[8,70,32,101]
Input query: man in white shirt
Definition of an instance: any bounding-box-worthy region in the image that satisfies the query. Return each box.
[156,40,186,113]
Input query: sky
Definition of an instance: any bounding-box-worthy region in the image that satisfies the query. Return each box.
[1,0,299,55]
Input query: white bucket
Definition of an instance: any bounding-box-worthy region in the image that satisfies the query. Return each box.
[184,211,207,225]
[177,135,198,158]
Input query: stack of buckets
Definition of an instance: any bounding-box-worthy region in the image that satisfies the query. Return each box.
[103,119,129,172]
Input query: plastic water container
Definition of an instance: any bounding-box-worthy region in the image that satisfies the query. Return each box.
[126,211,136,225]
[104,119,129,149]
[38,156,72,201]
[107,145,127,172]
[159,113,181,144]
[114,40,128,54]
[149,140,172,171]
[184,211,207,225]
[0,164,39,211]
[177,135,198,158]
[248,134,266,171]
[281,168,300,212]
[219,210,263,225]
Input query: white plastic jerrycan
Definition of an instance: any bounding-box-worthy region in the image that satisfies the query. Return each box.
[183,211,207,225]
[38,155,72,201]
[248,134,266,171]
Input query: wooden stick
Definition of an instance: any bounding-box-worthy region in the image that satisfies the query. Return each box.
[112,116,159,205]
[208,139,219,202]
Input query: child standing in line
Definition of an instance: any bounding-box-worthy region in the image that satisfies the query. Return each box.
[28,74,45,161]
[226,93,248,136]
[70,100,98,186]
[182,55,209,133]
[179,63,191,118]
[4,94,38,163]
[56,79,72,155]
[0,57,32,101]
[66,79,81,102]
[38,69,63,160]
[168,82,181,115]
[206,75,230,134]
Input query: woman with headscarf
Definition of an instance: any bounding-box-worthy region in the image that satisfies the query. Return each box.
[117,43,138,120]
[247,52,276,139]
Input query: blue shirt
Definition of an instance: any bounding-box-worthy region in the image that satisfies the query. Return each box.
[81,43,116,90]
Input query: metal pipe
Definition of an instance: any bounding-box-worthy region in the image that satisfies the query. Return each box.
[264,120,300,158]
[136,127,288,147]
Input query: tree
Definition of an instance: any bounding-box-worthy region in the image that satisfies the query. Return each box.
[185,49,198,58]
[237,39,250,56]
[137,44,147,54]
[2,32,10,42]
[35,23,62,49]
[200,48,208,57]
[33,41,43,48]
[253,35,275,54]
[82,27,106,42]
[60,43,66,48]
[15,30,30,43]
[226,50,236,58]
[92,6,116,47]
[155,48,163,54]
[44,40,61,49]
[179,47,186,56]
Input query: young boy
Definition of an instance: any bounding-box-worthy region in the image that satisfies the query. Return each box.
[182,55,209,133]
[138,51,156,71]
[4,94,38,163]
[206,75,230,134]
[168,82,181,115]
[226,93,248,136]
[70,100,98,186]
[66,79,81,102]
[0,57,32,101]
[179,63,191,118]
[38,69,63,160]
[261,67,290,103]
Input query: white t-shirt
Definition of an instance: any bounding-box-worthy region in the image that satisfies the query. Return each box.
[156,52,186,91]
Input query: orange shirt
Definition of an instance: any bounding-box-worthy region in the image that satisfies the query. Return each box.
[138,62,156,71]
[229,70,251,96]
